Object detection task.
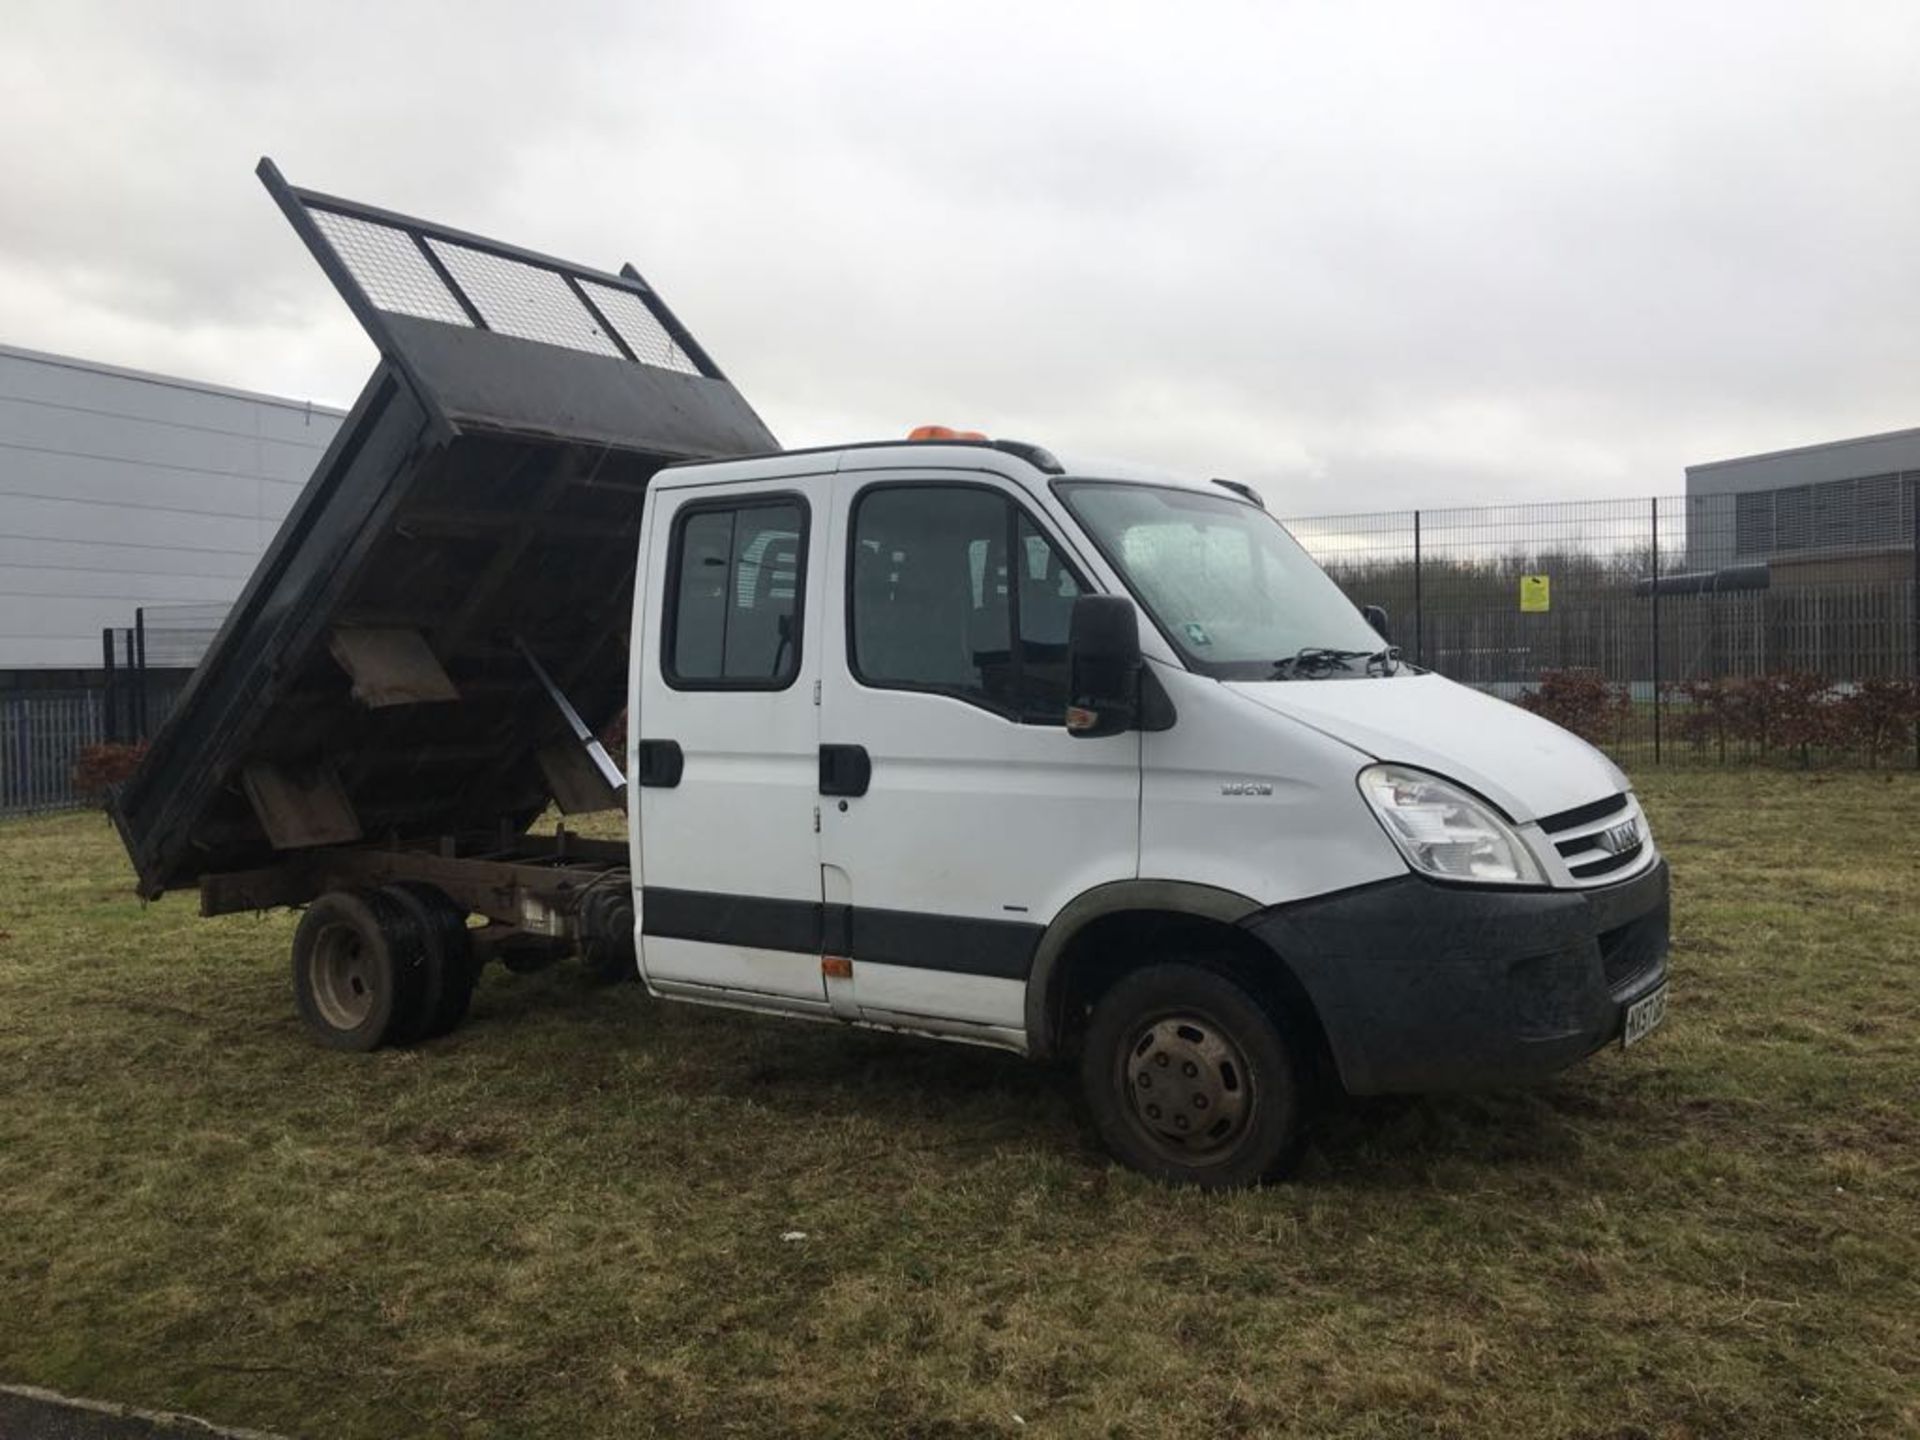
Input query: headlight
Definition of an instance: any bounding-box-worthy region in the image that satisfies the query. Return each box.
[1357,764,1546,886]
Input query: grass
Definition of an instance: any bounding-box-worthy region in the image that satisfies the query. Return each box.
[1,770,1917,1439]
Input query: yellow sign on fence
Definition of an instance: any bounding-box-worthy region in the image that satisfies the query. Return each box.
[1520,574,1551,613]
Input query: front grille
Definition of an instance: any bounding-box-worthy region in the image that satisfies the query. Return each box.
[1536,791,1651,887]
[1538,792,1629,835]
[1566,840,1645,880]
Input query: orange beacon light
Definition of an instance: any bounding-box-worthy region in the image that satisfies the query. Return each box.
[906,425,989,442]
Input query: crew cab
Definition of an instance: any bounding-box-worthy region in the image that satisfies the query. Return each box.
[616,433,1670,1185]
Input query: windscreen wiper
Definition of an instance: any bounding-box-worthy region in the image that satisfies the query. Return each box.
[1270,645,1403,679]
[1270,646,1374,679]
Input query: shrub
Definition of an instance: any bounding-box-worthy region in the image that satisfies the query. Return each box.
[1673,677,1733,760]
[1721,675,1783,758]
[1836,677,1920,768]
[1516,668,1630,746]
[72,742,149,805]
[600,708,627,758]
[1767,671,1844,765]
[1709,673,1847,764]
[1513,669,1919,768]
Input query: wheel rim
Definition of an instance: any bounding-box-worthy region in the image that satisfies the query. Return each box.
[1120,1011,1254,1161]
[310,923,377,1031]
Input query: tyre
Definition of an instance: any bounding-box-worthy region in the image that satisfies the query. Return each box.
[1080,962,1307,1189]
[380,882,477,1041]
[576,884,638,985]
[290,889,429,1052]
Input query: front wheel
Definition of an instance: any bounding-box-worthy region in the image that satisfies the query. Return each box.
[1080,963,1308,1189]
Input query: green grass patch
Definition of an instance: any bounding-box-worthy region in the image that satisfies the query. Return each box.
[2,772,1917,1437]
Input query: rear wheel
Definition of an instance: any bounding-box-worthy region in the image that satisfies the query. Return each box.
[290,889,428,1051]
[1080,962,1307,1189]
[379,882,476,1040]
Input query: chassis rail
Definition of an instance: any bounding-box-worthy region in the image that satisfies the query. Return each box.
[200,830,629,954]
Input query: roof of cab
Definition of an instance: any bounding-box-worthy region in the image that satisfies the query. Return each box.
[667,437,1223,495]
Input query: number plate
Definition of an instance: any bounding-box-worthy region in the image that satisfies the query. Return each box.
[1622,984,1668,1048]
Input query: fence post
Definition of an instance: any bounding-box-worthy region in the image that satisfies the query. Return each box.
[12,696,28,812]
[1912,475,1918,770]
[1413,509,1424,667]
[135,607,149,742]
[123,627,136,732]
[101,628,118,745]
[1652,497,1662,764]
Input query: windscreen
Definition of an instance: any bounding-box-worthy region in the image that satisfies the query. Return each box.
[1057,482,1387,679]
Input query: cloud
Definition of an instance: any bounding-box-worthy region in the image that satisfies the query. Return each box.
[3,0,1917,514]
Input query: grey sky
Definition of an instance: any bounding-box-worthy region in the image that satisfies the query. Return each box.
[3,0,1916,512]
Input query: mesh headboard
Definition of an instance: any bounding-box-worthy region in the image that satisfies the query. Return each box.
[256,157,772,456]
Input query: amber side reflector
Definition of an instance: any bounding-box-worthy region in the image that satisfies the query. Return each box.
[1065,705,1099,733]
[822,956,853,979]
[907,424,988,442]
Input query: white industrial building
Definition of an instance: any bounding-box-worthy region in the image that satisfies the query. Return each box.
[1684,425,1920,573]
[0,343,344,677]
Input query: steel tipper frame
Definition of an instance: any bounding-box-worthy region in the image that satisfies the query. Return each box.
[109,161,777,1021]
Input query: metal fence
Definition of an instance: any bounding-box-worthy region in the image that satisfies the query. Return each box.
[0,680,189,817]
[0,605,208,818]
[137,602,232,670]
[1283,482,1920,763]
[0,602,233,816]
[6,481,1918,817]
[1,690,111,816]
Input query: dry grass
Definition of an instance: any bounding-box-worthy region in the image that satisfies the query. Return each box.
[1,770,1917,1438]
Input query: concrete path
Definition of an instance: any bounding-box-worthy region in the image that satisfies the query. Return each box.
[0,1385,287,1440]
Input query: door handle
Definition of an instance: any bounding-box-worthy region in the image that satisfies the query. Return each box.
[635,739,684,788]
[818,743,871,798]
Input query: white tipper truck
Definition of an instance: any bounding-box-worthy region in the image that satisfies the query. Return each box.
[114,163,1668,1188]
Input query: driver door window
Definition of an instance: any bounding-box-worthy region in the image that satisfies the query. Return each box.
[849,485,1085,723]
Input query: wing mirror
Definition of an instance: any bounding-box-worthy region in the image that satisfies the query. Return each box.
[1363,604,1391,643]
[1066,595,1142,738]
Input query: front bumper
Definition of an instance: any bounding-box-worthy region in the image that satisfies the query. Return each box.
[1243,858,1669,1094]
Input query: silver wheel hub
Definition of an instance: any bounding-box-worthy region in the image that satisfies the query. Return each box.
[1124,1015,1251,1156]
[311,925,376,1030]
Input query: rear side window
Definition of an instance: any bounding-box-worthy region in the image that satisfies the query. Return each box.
[849,484,1085,722]
[664,496,807,688]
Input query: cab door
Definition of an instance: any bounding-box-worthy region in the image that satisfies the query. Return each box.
[816,469,1142,1041]
[633,473,827,1009]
